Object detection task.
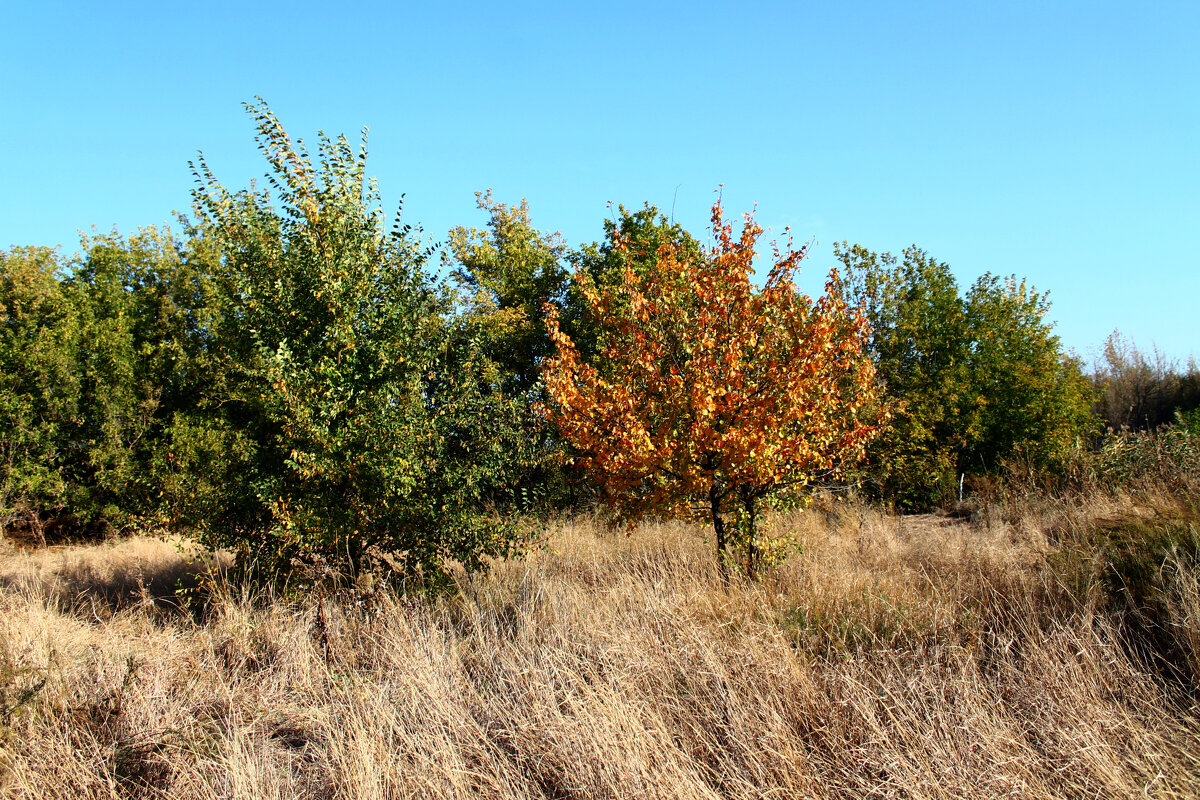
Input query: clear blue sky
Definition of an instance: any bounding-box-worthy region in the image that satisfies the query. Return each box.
[2,0,1196,365]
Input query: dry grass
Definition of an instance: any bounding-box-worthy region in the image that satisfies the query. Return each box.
[1,500,1199,799]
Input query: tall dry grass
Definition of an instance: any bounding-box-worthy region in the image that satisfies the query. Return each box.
[1,501,1198,799]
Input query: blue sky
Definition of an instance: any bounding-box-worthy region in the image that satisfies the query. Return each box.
[2,1,1196,364]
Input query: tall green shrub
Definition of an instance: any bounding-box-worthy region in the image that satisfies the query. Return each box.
[183,101,530,584]
[0,247,81,532]
[0,230,226,535]
[64,228,216,527]
[569,203,706,364]
[449,191,571,398]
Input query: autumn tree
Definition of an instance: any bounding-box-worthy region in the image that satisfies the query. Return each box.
[542,200,880,579]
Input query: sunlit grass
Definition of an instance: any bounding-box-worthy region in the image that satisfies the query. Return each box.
[1,494,1198,799]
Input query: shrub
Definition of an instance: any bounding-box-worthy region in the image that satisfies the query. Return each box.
[0,246,79,535]
[181,101,533,586]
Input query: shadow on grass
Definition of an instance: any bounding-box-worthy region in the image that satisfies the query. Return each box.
[0,536,233,622]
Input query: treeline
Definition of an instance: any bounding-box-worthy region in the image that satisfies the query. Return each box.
[1,103,1195,582]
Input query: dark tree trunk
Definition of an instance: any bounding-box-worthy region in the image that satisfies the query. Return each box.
[742,490,759,581]
[709,482,728,582]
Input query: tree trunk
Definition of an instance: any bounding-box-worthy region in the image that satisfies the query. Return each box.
[743,491,759,581]
[709,482,728,582]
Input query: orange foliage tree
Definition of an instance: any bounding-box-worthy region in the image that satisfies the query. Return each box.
[542,200,881,579]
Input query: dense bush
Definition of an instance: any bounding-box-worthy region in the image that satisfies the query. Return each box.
[0,231,214,537]
[1066,420,1200,496]
[448,193,577,510]
[0,246,80,535]
[176,101,534,585]
[1,103,540,586]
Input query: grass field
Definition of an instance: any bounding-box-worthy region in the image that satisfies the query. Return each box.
[1,494,1198,799]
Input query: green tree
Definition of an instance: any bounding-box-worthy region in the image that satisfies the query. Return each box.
[962,274,1094,476]
[447,193,574,509]
[834,244,972,506]
[0,233,201,535]
[61,227,218,528]
[835,243,1093,508]
[449,191,570,398]
[184,100,531,584]
[0,247,81,534]
[569,203,706,362]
